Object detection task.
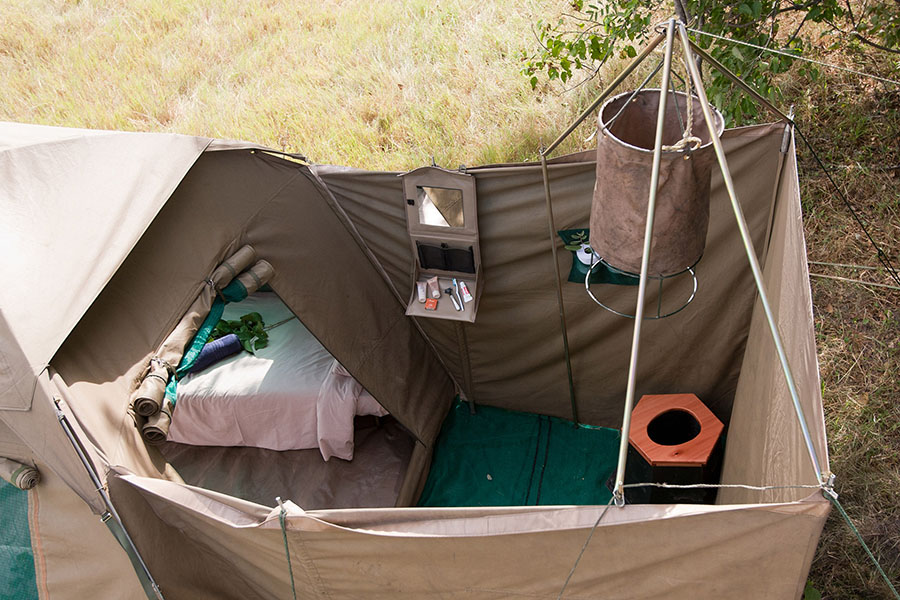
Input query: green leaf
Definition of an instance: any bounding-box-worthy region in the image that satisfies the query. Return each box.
[753,0,763,18]
[803,581,821,600]
[573,39,586,58]
[522,0,865,113]
[589,36,602,59]
[209,311,268,353]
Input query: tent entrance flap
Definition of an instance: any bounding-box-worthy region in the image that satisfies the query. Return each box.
[418,400,619,507]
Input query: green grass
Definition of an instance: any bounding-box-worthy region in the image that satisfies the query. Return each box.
[2,1,898,598]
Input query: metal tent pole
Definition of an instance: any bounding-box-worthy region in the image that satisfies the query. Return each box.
[53,398,165,600]
[543,32,667,156]
[540,152,581,424]
[538,29,664,425]
[676,22,826,484]
[611,18,677,505]
[685,40,792,123]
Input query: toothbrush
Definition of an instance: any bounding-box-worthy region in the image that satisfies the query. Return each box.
[452,278,465,311]
[445,287,462,311]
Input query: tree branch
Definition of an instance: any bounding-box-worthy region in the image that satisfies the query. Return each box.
[851,31,900,54]
[674,0,690,24]
[786,10,813,46]
[823,17,900,55]
[674,0,703,78]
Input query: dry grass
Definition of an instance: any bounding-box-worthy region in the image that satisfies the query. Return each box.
[0,0,594,169]
[2,1,899,598]
[784,42,900,599]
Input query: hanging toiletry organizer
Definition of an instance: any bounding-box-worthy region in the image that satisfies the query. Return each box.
[402,166,482,322]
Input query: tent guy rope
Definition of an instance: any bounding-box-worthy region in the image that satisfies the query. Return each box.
[825,490,900,599]
[809,271,900,291]
[686,27,900,87]
[793,125,900,288]
[556,481,834,599]
[558,481,900,599]
[277,497,299,600]
[556,496,616,600]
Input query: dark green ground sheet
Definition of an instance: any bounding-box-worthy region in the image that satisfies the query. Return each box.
[418,400,619,507]
[0,480,38,600]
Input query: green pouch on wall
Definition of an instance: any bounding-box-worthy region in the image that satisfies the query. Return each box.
[558,228,638,286]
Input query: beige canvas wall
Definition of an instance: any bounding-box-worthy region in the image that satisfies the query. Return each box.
[317,124,785,427]
[0,372,105,512]
[719,133,830,504]
[30,461,146,600]
[0,420,144,600]
[109,470,828,600]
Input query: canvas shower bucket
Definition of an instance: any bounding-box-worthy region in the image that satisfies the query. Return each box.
[590,89,725,276]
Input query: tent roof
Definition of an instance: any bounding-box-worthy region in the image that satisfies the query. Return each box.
[0,122,211,409]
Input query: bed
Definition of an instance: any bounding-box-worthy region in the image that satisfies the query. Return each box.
[167,292,388,460]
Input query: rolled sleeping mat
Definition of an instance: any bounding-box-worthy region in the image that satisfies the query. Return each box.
[235,260,275,296]
[132,364,170,417]
[211,245,257,287]
[141,403,172,446]
[0,457,40,490]
[188,333,242,374]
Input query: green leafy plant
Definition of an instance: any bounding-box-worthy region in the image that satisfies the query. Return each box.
[563,229,590,251]
[523,0,898,125]
[803,580,822,600]
[210,312,269,354]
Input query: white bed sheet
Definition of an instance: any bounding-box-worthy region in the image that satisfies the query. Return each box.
[168,292,387,460]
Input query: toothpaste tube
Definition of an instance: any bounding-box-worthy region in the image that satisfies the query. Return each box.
[459,280,473,303]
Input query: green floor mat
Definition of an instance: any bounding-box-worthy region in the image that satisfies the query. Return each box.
[0,480,38,600]
[418,400,620,507]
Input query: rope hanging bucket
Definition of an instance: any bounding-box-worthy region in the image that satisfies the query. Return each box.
[590,89,725,277]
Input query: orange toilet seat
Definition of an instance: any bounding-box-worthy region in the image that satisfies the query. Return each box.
[629,393,724,467]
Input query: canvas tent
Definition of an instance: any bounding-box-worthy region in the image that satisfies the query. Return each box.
[0,119,829,599]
